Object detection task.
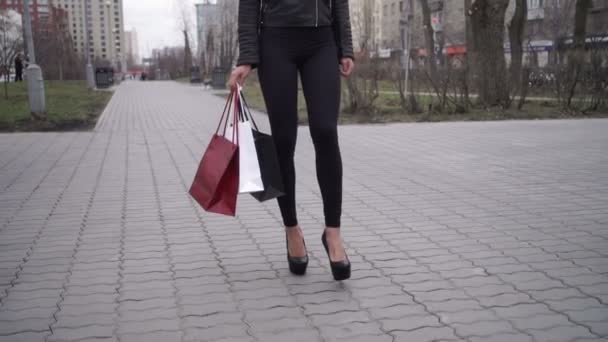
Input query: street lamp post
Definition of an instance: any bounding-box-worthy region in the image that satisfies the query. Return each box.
[84,0,95,89]
[22,0,46,117]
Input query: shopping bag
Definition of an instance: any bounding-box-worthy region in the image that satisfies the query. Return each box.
[250,129,285,202]
[189,91,240,216]
[223,89,264,194]
[238,88,285,202]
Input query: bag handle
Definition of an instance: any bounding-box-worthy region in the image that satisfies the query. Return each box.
[216,90,234,136]
[215,89,239,145]
[232,88,240,145]
[237,85,260,132]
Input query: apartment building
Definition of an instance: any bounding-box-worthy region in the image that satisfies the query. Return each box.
[350,0,608,67]
[0,0,69,33]
[53,0,125,71]
[125,28,139,66]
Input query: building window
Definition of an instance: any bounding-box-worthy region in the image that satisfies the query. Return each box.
[528,0,543,9]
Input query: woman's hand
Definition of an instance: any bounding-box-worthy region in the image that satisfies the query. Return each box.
[340,58,355,77]
[228,65,252,90]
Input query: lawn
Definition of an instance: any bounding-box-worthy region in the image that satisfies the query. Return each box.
[0,81,113,132]
[238,74,607,125]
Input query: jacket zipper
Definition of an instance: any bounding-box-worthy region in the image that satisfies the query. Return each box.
[315,0,319,26]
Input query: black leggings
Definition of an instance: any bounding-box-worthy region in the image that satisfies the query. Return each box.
[258,26,342,228]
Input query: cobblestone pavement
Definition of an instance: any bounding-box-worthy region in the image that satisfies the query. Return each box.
[1,81,607,342]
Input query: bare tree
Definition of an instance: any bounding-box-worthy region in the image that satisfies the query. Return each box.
[565,0,592,107]
[418,0,437,81]
[508,0,527,109]
[345,0,379,115]
[31,20,83,81]
[175,0,194,74]
[463,0,473,106]
[469,0,510,107]
[217,0,238,69]
[200,27,217,76]
[0,9,22,99]
[546,0,575,63]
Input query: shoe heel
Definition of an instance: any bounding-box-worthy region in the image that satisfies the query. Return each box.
[322,231,351,281]
[286,231,308,276]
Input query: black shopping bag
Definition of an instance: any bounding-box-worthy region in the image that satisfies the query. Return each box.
[251,129,285,202]
[238,89,285,202]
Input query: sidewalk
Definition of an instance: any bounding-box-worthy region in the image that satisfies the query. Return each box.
[0,81,607,342]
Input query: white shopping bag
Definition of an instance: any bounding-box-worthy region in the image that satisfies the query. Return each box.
[224,89,264,194]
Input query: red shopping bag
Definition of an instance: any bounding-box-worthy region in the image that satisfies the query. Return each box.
[189,91,240,216]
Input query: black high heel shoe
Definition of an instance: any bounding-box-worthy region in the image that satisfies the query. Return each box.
[321,231,351,281]
[286,229,308,275]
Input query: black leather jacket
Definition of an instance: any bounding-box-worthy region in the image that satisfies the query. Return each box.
[237,0,354,67]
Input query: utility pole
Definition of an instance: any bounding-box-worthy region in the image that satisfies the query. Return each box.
[22,0,46,117]
[400,0,414,98]
[84,0,95,89]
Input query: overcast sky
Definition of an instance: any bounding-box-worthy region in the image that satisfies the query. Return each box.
[123,0,199,58]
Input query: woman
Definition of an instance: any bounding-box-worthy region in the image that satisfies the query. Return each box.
[228,0,355,281]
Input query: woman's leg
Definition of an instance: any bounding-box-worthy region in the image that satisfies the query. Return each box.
[258,30,300,229]
[299,37,343,230]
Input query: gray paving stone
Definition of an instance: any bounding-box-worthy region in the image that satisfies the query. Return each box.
[469,333,534,342]
[249,317,309,333]
[368,304,429,319]
[0,332,49,342]
[526,325,599,342]
[318,321,384,339]
[438,309,500,324]
[477,293,536,307]
[0,307,56,321]
[310,311,371,327]
[0,318,51,335]
[119,332,183,342]
[451,320,517,337]
[325,334,393,342]
[1,83,607,342]
[391,326,458,342]
[118,319,180,335]
[118,298,177,311]
[254,328,321,342]
[53,312,116,329]
[184,324,251,341]
[118,307,180,322]
[48,325,114,341]
[358,294,415,308]
[380,314,442,332]
[182,312,243,329]
[302,301,361,315]
[509,313,573,330]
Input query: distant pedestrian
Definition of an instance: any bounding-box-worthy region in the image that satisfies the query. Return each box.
[14,55,24,82]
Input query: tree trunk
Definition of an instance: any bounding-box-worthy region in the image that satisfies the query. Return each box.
[508,0,527,108]
[566,0,591,107]
[470,0,510,107]
[418,0,437,81]
[183,30,192,75]
[464,0,473,106]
